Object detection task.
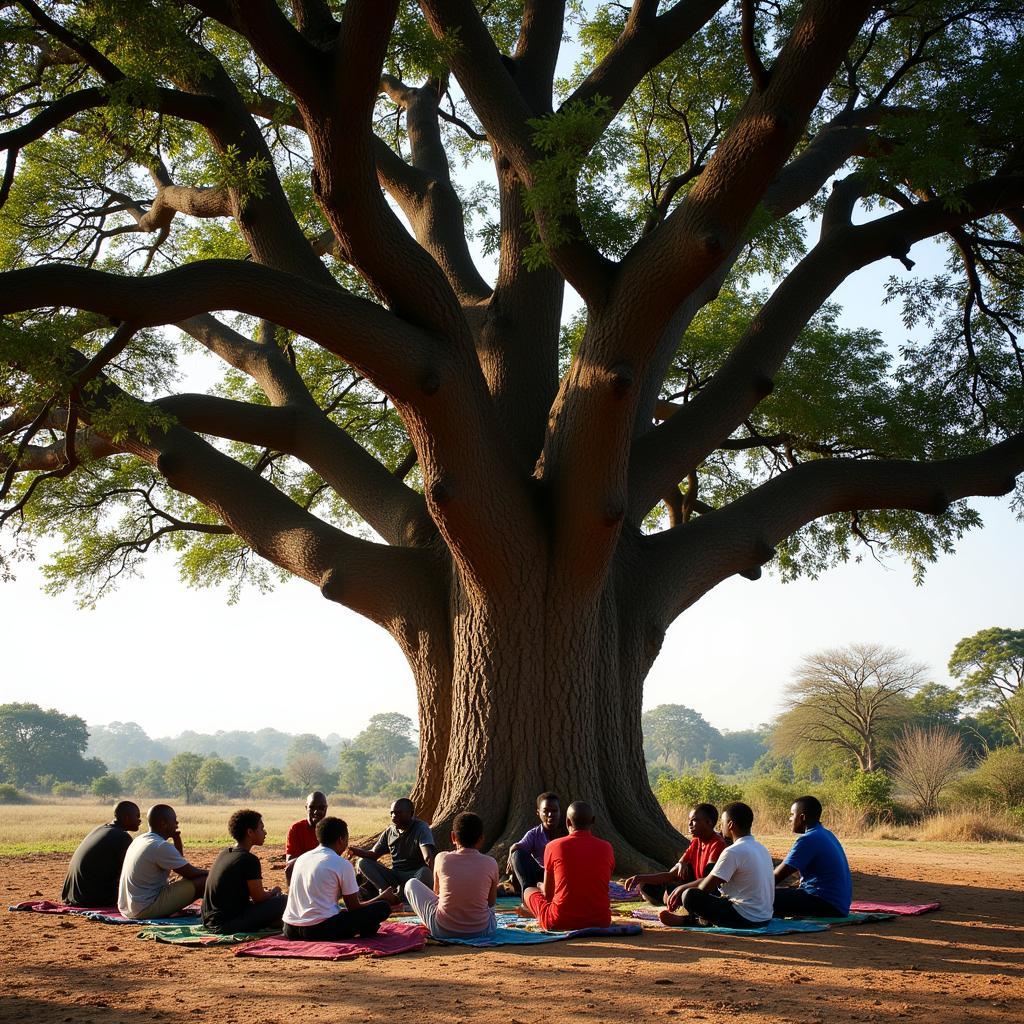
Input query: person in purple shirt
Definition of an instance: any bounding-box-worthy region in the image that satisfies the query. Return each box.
[505,792,566,894]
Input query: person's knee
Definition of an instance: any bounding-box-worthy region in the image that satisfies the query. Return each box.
[355,857,370,873]
[681,888,698,911]
[191,877,206,898]
[639,883,663,906]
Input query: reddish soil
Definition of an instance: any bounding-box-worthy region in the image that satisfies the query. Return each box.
[2,843,1022,1024]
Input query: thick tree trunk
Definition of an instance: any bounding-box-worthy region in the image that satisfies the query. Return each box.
[401,550,686,874]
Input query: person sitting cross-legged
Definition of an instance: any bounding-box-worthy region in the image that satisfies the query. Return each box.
[118,804,208,921]
[519,800,614,932]
[62,800,142,908]
[623,802,726,907]
[405,811,499,939]
[349,798,436,898]
[660,801,773,929]
[282,816,400,941]
[773,795,852,919]
[202,809,286,934]
[505,792,567,896]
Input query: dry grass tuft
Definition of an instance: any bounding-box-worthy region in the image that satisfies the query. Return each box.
[865,810,1022,843]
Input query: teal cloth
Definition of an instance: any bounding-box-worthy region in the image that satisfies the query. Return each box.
[654,917,829,936]
[84,911,202,926]
[137,923,280,945]
[414,910,642,946]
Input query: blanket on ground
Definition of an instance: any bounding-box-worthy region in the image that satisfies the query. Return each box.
[137,923,281,946]
[429,917,643,947]
[627,908,829,936]
[235,922,426,960]
[849,900,940,915]
[9,900,118,915]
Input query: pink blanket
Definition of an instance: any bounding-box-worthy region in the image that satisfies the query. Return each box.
[9,900,118,915]
[235,922,427,960]
[849,900,940,915]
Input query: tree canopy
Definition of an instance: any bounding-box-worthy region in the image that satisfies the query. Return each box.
[949,626,1024,748]
[0,702,105,786]
[1,1,1022,866]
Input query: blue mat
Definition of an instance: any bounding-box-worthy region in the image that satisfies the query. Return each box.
[629,909,828,936]
[413,911,642,946]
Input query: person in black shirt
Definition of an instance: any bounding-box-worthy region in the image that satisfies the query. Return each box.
[62,801,141,907]
[202,809,286,934]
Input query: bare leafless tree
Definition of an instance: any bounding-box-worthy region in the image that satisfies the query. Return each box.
[892,726,968,815]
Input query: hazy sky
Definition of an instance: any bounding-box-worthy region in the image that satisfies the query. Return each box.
[1,109,1021,742]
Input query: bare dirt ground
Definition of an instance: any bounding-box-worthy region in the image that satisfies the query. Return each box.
[2,841,1022,1024]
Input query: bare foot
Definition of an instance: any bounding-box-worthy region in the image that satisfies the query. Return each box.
[514,904,534,918]
[658,909,704,928]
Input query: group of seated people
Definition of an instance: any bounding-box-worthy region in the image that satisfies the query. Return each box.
[60,789,851,941]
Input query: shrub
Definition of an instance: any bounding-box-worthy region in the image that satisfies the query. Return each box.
[91,774,123,799]
[844,770,894,813]
[0,783,28,803]
[970,747,1024,807]
[52,782,86,798]
[654,770,743,810]
[891,727,967,814]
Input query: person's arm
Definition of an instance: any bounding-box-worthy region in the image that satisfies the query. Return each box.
[341,885,400,911]
[420,844,437,872]
[349,831,387,861]
[623,866,683,890]
[774,861,799,884]
[541,867,555,902]
[247,879,281,902]
[488,870,498,908]
[170,830,184,856]
[346,845,379,860]
[175,862,207,881]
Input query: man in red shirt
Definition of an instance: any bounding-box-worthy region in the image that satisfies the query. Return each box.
[284,791,327,883]
[623,803,726,907]
[520,801,614,932]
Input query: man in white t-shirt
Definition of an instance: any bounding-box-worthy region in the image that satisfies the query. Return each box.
[118,804,208,920]
[659,801,773,929]
[282,817,400,941]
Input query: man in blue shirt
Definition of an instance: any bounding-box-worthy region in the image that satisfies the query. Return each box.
[773,795,852,918]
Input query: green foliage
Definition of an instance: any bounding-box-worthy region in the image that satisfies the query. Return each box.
[196,757,241,798]
[165,752,204,803]
[0,783,27,804]
[844,770,895,813]
[949,628,1024,748]
[642,704,720,771]
[91,774,123,799]
[0,703,105,787]
[968,747,1024,807]
[653,769,743,810]
[337,748,370,795]
[350,713,417,784]
[52,782,87,798]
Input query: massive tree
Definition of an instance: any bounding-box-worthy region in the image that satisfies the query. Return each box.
[1,1,1023,867]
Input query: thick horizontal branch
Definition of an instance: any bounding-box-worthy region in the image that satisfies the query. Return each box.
[0,260,436,401]
[629,171,1024,519]
[644,433,1024,626]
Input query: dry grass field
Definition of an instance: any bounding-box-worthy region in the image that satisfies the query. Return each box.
[0,798,390,855]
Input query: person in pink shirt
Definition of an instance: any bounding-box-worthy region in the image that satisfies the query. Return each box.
[405,812,498,939]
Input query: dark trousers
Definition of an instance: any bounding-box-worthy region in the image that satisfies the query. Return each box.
[639,882,670,906]
[509,849,544,894]
[205,894,287,934]
[282,900,390,941]
[773,887,845,918]
[681,888,768,928]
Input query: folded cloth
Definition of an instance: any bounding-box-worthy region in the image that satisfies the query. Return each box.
[629,908,828,936]
[849,900,940,915]
[137,924,280,946]
[235,922,427,960]
[608,881,641,902]
[432,920,643,947]
[818,912,896,926]
[84,911,202,926]
[9,900,118,915]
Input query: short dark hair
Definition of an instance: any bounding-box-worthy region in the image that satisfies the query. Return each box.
[453,811,484,847]
[392,797,414,813]
[317,816,348,846]
[536,791,560,808]
[794,795,823,822]
[691,802,718,824]
[228,809,263,843]
[722,801,754,832]
[113,800,139,822]
[147,804,175,830]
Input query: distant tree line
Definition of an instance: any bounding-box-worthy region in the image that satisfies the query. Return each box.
[644,627,1024,825]
[0,707,418,804]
